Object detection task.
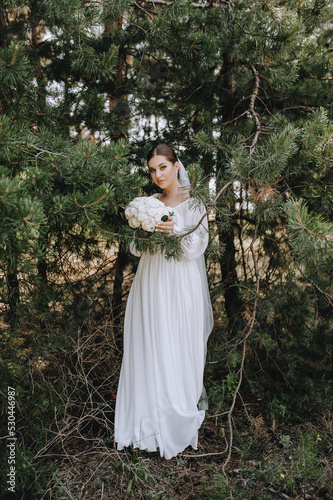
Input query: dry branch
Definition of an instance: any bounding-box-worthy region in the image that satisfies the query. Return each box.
[222,224,260,479]
[249,65,261,157]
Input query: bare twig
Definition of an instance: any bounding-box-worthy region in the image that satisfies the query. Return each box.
[222,224,260,477]
[249,64,261,156]
[181,450,228,458]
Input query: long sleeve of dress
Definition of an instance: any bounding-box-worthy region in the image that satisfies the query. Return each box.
[173,201,209,261]
[129,240,142,257]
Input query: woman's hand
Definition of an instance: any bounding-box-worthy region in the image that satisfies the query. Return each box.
[155,217,174,235]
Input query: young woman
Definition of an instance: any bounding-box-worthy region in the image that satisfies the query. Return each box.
[114,144,213,459]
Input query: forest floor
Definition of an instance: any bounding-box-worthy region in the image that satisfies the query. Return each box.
[42,402,332,500]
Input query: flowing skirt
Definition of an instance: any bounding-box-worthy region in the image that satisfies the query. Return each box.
[114,251,206,459]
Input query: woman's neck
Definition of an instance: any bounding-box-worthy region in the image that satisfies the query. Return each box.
[159,183,190,207]
[163,181,181,198]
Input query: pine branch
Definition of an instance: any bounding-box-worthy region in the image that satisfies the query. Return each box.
[194,133,218,150]
[298,266,333,308]
[26,142,70,158]
[22,206,38,225]
[133,0,155,20]
[305,128,333,162]
[74,189,110,209]
[294,201,333,242]
[0,43,18,67]
[0,187,9,199]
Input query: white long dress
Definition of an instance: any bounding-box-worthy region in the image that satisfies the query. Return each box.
[114,195,214,459]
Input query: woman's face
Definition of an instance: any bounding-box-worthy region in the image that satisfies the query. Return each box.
[148,155,179,190]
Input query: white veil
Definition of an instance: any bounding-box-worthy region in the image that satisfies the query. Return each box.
[178,159,191,188]
[177,157,214,410]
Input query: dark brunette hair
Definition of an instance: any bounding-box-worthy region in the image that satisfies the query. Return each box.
[147,144,178,165]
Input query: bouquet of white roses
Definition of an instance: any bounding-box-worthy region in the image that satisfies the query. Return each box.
[125,196,171,232]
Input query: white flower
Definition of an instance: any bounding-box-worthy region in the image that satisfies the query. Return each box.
[139,197,148,206]
[125,206,136,219]
[136,210,148,222]
[130,198,142,209]
[147,207,162,219]
[128,216,141,229]
[149,197,161,208]
[141,217,155,232]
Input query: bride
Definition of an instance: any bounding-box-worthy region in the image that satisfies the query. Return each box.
[114,144,214,459]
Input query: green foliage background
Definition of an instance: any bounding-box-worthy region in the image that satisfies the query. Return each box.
[0,0,332,497]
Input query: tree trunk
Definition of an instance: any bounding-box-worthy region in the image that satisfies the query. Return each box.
[218,223,245,338]
[6,259,20,324]
[37,253,47,283]
[36,234,50,312]
[0,6,8,49]
[217,52,245,338]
